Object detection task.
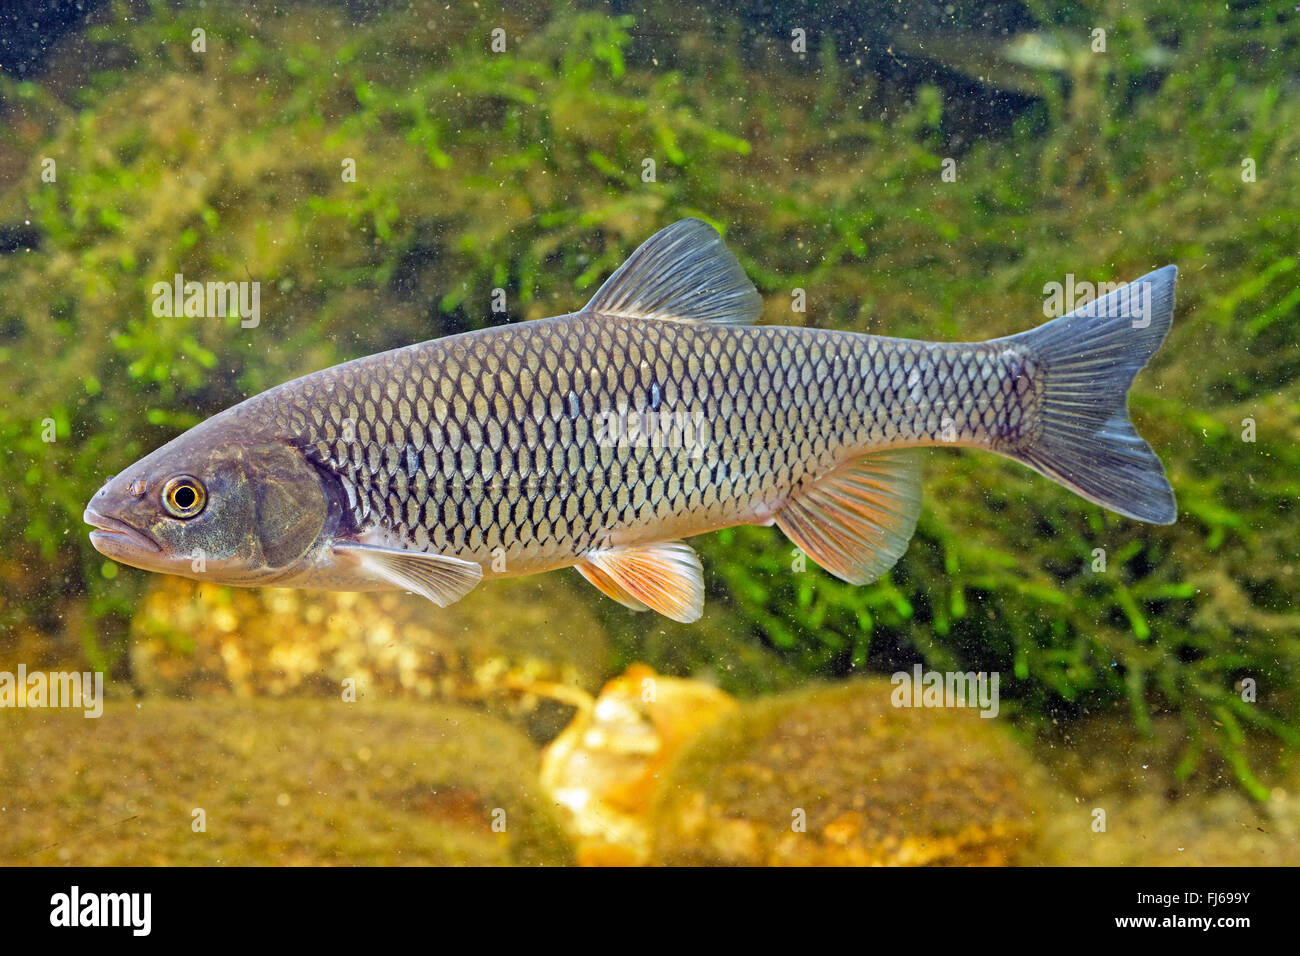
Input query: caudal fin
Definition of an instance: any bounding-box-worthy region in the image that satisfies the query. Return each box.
[1006,265,1177,525]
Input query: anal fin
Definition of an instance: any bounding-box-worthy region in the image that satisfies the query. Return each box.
[775,449,923,586]
[333,541,483,607]
[576,540,704,623]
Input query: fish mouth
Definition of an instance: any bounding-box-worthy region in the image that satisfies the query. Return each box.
[84,507,161,556]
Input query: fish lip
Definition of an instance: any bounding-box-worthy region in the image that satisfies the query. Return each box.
[84,507,161,555]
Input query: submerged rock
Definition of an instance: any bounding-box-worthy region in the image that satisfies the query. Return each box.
[650,679,1045,865]
[540,663,737,865]
[0,698,573,865]
[130,575,612,739]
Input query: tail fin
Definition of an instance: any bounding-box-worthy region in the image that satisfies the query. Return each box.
[1005,265,1177,525]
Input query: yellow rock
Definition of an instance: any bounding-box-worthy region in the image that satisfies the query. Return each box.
[130,575,611,736]
[539,663,736,866]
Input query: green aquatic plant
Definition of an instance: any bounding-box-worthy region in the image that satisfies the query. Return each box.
[0,0,1296,795]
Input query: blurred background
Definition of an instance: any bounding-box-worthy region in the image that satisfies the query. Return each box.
[0,0,1297,865]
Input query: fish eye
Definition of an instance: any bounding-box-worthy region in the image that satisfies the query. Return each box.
[161,475,207,519]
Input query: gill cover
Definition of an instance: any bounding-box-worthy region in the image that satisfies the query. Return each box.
[243,442,330,571]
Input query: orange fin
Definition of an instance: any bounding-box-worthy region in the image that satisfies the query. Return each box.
[574,562,651,613]
[775,449,922,586]
[576,540,704,623]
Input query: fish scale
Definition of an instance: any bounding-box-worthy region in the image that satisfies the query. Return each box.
[237,313,1037,577]
[87,218,1176,624]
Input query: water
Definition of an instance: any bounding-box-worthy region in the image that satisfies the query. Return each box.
[0,0,1297,867]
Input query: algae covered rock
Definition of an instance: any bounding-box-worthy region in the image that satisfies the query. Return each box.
[650,678,1045,865]
[130,575,612,738]
[1033,714,1300,866]
[0,698,573,865]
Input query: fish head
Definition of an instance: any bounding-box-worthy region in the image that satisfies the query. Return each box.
[84,416,329,585]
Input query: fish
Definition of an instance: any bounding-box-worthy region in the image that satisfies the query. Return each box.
[891,29,1174,97]
[85,219,1177,623]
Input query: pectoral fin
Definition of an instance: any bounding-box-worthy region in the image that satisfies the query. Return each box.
[333,541,483,607]
[775,449,922,586]
[576,540,704,623]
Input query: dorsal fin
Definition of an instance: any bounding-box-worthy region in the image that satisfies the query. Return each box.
[581,218,762,325]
